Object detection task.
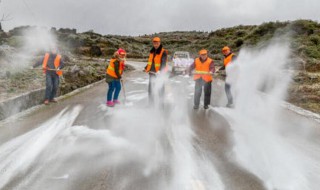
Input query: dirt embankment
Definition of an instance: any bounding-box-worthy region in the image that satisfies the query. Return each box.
[288,71,320,113]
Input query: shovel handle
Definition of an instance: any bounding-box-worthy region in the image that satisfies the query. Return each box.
[33,68,65,71]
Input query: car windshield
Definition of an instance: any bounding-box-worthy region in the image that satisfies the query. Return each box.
[174,53,189,59]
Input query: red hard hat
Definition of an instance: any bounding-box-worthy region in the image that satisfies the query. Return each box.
[117,48,126,55]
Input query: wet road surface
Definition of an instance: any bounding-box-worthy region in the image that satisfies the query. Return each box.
[0,61,319,190]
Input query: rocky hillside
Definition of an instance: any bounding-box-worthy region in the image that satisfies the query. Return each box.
[0,19,319,113]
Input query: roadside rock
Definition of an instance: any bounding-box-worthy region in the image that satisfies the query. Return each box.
[79,70,86,77]
[90,45,102,57]
[70,65,81,74]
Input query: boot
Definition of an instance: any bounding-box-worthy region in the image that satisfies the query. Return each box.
[113,100,121,104]
[226,103,234,108]
[44,100,49,105]
[50,99,58,103]
[106,101,115,107]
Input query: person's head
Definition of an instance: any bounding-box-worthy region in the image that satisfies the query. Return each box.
[152,37,161,49]
[199,49,208,60]
[115,48,126,61]
[222,46,231,56]
[50,47,58,54]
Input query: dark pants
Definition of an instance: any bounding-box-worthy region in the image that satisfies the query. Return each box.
[45,73,60,100]
[107,80,121,101]
[194,78,212,107]
[225,83,233,105]
[148,74,164,103]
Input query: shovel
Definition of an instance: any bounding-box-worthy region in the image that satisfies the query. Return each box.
[120,79,127,104]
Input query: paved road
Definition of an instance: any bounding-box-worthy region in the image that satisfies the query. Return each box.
[0,61,319,190]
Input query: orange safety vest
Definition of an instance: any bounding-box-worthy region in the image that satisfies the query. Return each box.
[223,53,235,67]
[106,58,124,79]
[194,57,213,82]
[145,48,168,73]
[42,53,63,76]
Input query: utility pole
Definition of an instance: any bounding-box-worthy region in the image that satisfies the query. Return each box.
[0,0,2,31]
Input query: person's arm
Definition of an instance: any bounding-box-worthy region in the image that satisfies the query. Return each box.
[231,55,237,62]
[219,65,225,71]
[160,51,167,71]
[220,54,237,71]
[59,58,65,69]
[188,61,195,75]
[114,61,121,79]
[209,60,215,73]
[144,58,149,71]
[105,59,109,70]
[33,58,44,68]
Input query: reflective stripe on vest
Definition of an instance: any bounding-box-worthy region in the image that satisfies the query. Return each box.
[223,53,234,67]
[106,58,124,79]
[194,57,213,82]
[145,48,168,72]
[42,53,63,76]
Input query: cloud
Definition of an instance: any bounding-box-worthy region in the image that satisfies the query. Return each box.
[1,0,320,35]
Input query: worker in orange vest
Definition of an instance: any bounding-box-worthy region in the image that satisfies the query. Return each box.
[219,46,237,107]
[144,37,168,103]
[189,49,215,109]
[105,48,126,107]
[33,47,64,105]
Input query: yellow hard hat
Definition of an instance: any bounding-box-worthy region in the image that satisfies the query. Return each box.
[153,37,161,42]
[199,49,208,55]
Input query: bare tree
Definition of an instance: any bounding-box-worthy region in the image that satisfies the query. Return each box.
[0,0,12,31]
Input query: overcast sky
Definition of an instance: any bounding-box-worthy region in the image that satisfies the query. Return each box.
[1,0,319,36]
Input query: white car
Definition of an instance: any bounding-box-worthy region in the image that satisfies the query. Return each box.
[172,51,193,75]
